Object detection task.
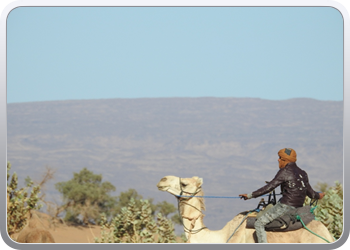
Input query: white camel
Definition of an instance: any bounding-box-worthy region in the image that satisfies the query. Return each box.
[157,175,335,243]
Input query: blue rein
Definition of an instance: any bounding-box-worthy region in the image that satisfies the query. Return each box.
[176,194,282,199]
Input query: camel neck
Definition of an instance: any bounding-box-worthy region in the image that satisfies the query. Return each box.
[179,196,207,242]
[183,216,206,238]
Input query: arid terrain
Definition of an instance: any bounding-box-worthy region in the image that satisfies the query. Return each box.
[9,211,184,244]
[7,97,343,230]
[10,211,102,244]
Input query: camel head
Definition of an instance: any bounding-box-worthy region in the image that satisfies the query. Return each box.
[157,175,203,197]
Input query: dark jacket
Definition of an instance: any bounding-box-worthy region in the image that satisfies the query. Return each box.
[251,162,320,208]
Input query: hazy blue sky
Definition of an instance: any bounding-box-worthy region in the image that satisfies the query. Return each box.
[7,7,343,103]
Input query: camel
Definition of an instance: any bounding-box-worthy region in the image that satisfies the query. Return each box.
[157,175,335,243]
[16,211,55,243]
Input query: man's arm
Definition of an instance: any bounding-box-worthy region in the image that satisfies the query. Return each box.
[240,169,285,200]
[305,174,322,199]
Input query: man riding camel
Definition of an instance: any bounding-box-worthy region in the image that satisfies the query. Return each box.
[239,148,325,243]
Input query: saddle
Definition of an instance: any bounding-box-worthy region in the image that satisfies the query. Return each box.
[246,205,315,232]
[245,182,315,232]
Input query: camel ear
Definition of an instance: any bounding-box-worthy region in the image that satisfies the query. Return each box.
[197,177,203,187]
[192,176,203,186]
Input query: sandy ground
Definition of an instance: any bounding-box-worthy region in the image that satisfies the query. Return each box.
[10,211,103,244]
[9,211,183,244]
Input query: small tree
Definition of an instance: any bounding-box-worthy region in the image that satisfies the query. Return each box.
[55,168,117,224]
[113,189,144,216]
[156,201,182,225]
[7,162,42,238]
[113,189,180,225]
[305,181,343,240]
[95,198,177,243]
[155,201,177,217]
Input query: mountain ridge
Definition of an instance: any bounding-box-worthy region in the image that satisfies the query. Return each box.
[7,97,343,230]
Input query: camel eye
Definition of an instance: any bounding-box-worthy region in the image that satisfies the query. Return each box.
[181,182,188,187]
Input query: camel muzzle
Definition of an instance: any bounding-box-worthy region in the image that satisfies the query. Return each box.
[157,183,181,196]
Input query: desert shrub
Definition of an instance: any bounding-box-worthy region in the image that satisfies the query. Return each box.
[305,181,343,239]
[113,188,180,225]
[95,198,177,243]
[55,167,117,224]
[7,162,42,238]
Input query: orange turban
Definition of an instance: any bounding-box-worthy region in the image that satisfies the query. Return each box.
[278,148,297,168]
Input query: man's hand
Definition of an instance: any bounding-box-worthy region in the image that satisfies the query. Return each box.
[319,192,326,199]
[239,194,249,200]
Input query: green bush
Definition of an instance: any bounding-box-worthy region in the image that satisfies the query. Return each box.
[7,162,42,238]
[95,198,177,243]
[305,181,343,239]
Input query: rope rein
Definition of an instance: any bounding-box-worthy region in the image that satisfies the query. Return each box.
[296,215,331,243]
[226,209,258,243]
[294,199,331,243]
[177,194,282,199]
